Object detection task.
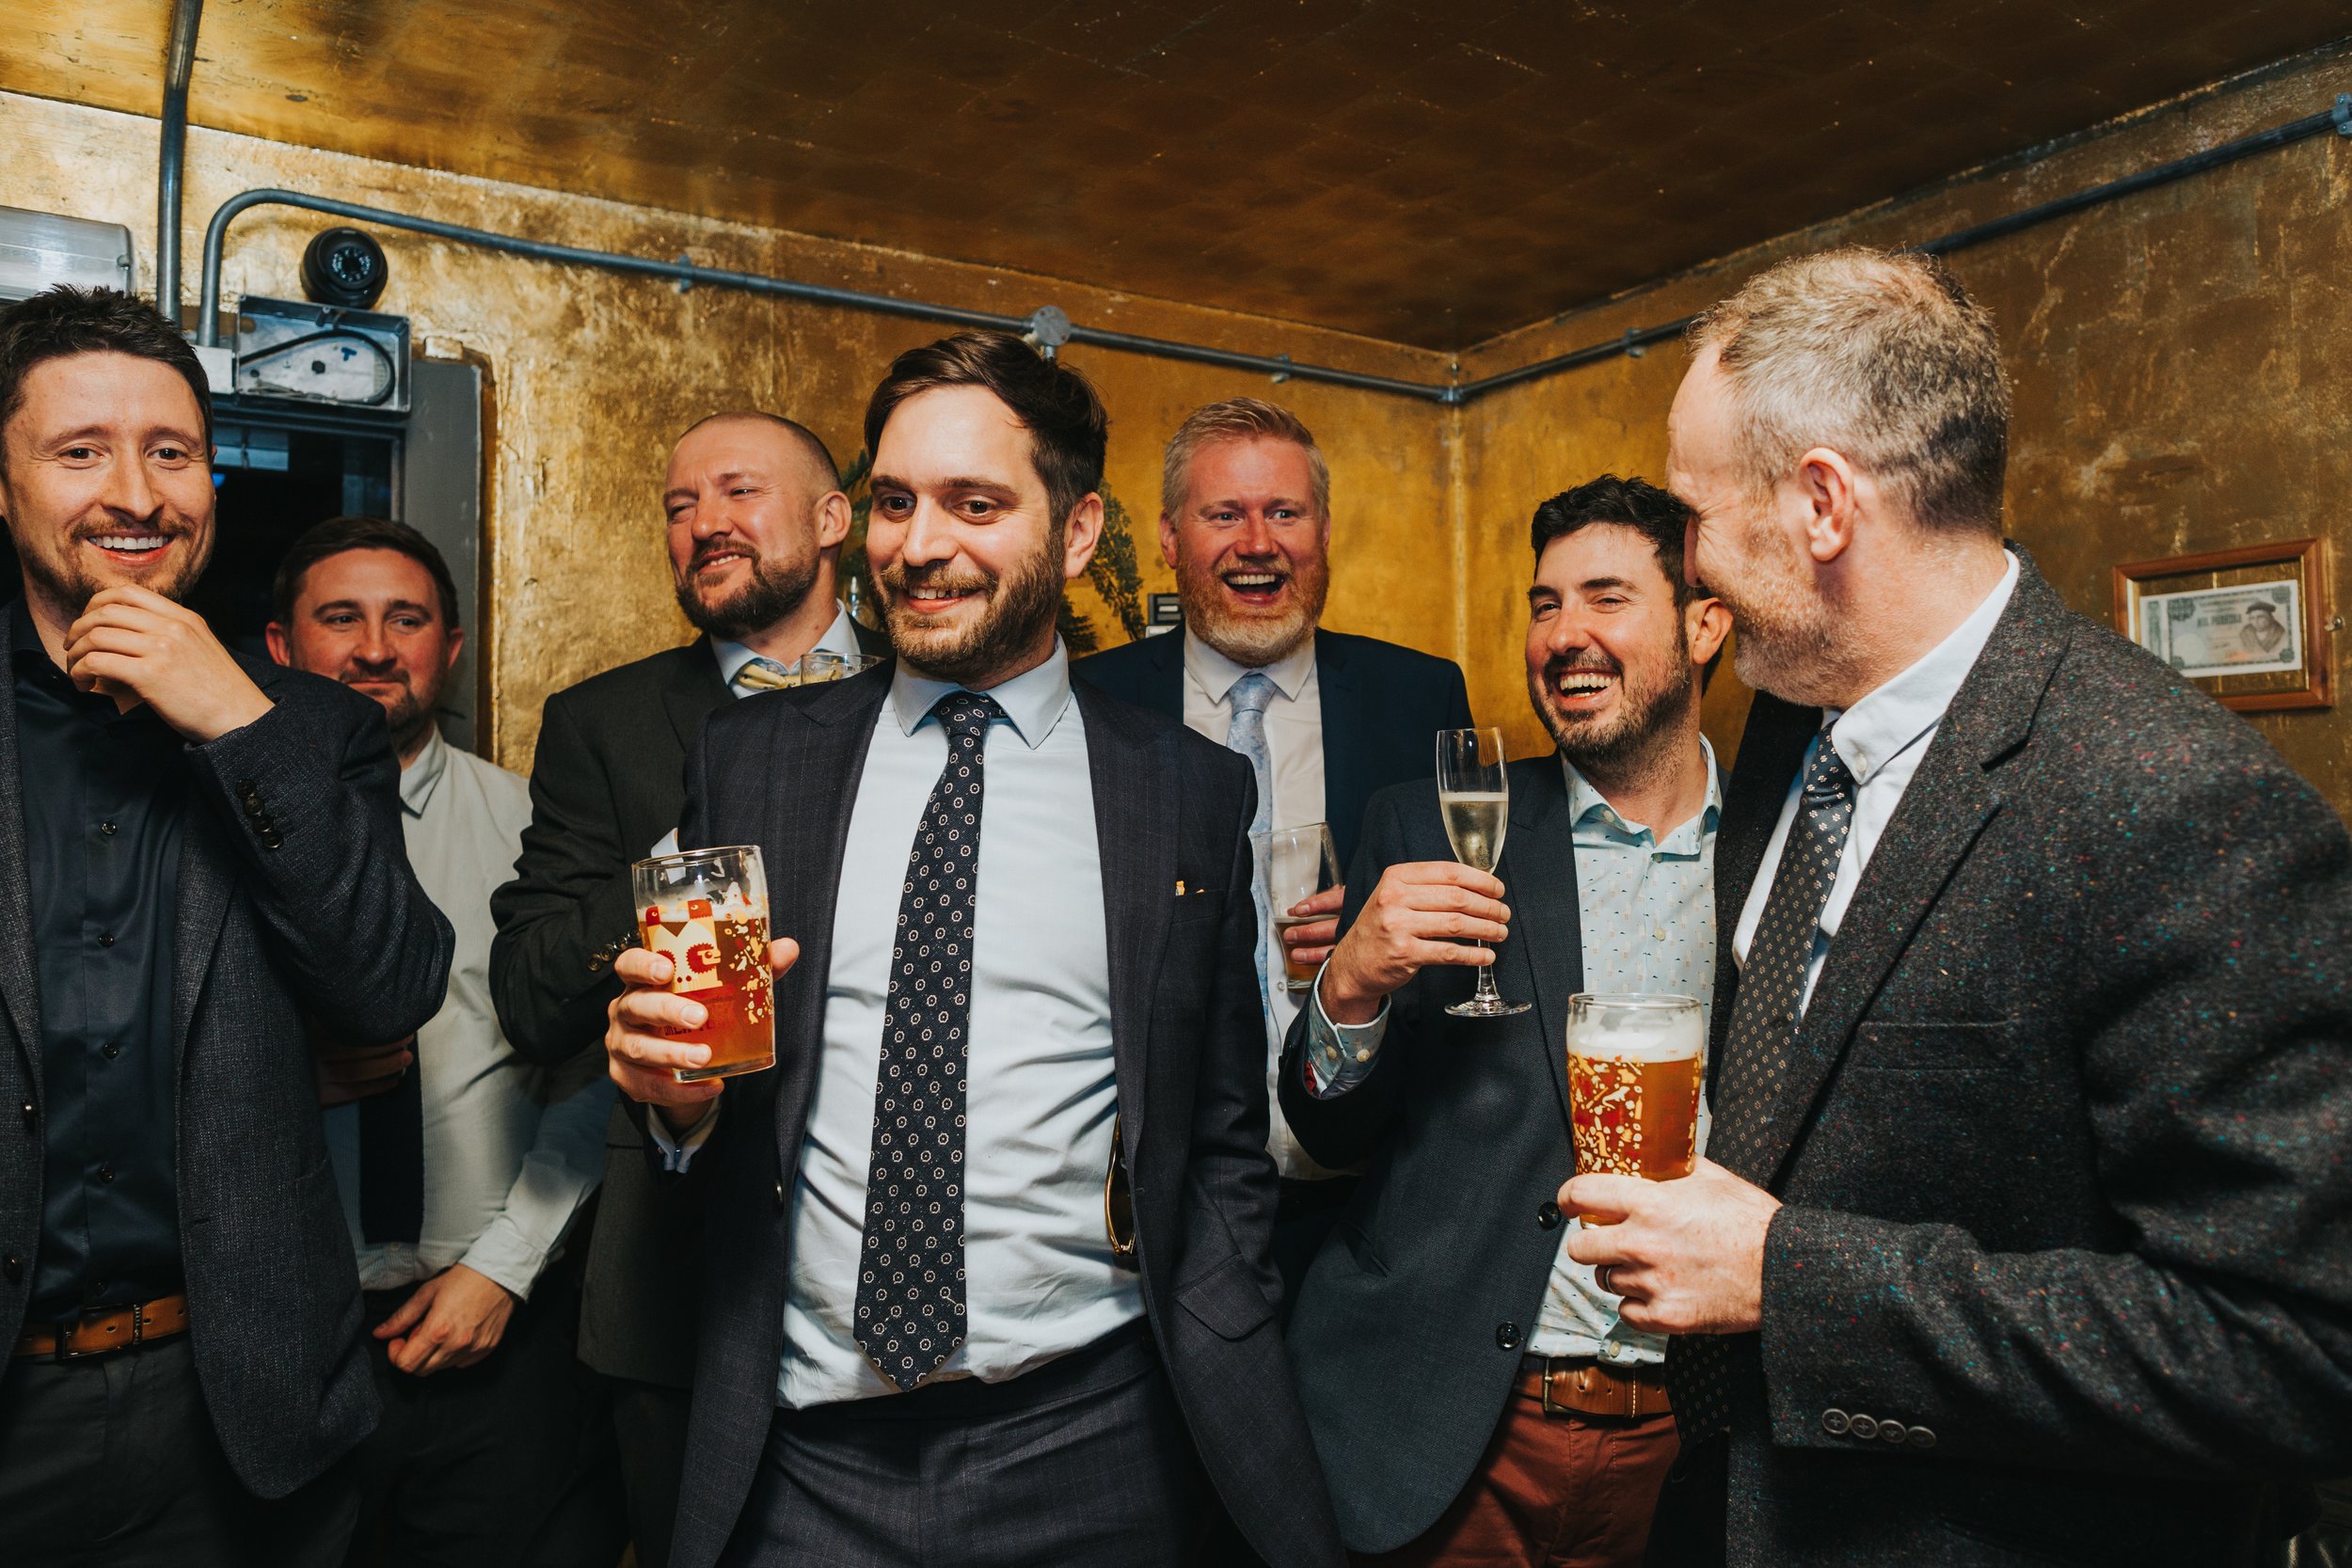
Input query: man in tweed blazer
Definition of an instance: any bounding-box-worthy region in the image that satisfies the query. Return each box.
[1563,247,2352,1567]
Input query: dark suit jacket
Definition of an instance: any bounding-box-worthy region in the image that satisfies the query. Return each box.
[657,667,1344,1568]
[1278,757,1593,1553]
[0,653,453,1498]
[1681,553,2352,1568]
[1072,627,1473,869]
[488,624,885,1388]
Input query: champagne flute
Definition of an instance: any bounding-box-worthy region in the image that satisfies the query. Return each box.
[1437,727,1531,1019]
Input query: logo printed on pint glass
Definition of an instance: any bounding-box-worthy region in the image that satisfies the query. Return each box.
[644,898,724,995]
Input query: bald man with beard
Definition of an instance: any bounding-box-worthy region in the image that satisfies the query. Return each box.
[487,411,887,1566]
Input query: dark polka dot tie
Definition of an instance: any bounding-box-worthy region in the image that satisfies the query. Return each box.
[1670,734,1856,1442]
[855,689,998,1391]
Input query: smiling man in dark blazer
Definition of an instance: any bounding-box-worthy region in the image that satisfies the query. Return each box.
[488,409,884,1567]
[0,288,453,1565]
[601,333,1342,1568]
[1073,398,1473,1306]
[1563,247,2352,1567]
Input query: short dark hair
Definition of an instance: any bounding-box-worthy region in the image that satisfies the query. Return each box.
[677,409,841,488]
[0,286,213,463]
[1530,475,1698,605]
[272,515,462,629]
[862,332,1107,528]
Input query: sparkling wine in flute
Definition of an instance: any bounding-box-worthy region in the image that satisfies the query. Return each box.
[631,845,777,1082]
[1435,728,1530,1018]
[1438,791,1508,874]
[1566,992,1704,1223]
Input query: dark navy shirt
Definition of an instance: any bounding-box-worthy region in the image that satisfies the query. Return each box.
[13,600,187,1319]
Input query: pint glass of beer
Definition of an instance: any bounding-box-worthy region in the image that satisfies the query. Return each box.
[1566,992,1703,1222]
[630,845,775,1082]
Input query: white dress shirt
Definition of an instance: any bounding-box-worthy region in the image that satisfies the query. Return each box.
[326,730,613,1298]
[1180,629,1335,1180]
[1733,551,2020,1010]
[658,644,1147,1407]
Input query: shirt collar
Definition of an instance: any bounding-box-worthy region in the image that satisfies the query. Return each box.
[399,726,449,817]
[1183,626,1316,705]
[710,601,861,688]
[890,639,1073,752]
[1562,735,1723,847]
[1825,549,2020,785]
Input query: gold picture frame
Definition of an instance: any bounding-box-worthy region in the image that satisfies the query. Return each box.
[2112,538,2332,713]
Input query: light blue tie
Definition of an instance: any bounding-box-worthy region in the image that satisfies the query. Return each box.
[1225,673,1278,1017]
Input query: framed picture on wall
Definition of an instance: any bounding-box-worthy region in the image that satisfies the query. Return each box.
[2112,537,2333,712]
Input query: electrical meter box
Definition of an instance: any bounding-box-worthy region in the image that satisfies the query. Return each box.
[0,205,135,303]
[232,295,411,413]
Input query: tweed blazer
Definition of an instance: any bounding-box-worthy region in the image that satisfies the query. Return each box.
[488,624,887,1389]
[1072,627,1474,870]
[1673,552,2352,1568]
[0,652,454,1498]
[652,666,1345,1568]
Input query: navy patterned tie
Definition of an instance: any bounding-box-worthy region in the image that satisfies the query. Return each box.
[1670,734,1856,1441]
[855,689,998,1391]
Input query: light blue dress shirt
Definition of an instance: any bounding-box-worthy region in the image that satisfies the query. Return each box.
[1303,741,1721,1365]
[654,643,1146,1407]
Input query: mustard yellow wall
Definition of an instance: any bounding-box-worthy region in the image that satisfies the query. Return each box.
[11,43,2352,815]
[1459,48,2352,812]
[0,90,1456,772]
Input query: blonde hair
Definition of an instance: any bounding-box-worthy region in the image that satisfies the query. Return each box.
[1689,247,2010,532]
[1161,397,1330,519]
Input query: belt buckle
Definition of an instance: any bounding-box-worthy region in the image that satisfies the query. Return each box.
[1539,1356,1575,1418]
[51,1316,81,1363]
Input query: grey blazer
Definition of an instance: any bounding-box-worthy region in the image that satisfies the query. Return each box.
[0,652,454,1499]
[654,668,1345,1568]
[1671,552,2352,1568]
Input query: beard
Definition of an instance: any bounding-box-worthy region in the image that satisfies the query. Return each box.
[675,538,822,641]
[1178,547,1327,667]
[877,525,1065,687]
[334,660,445,756]
[1529,628,1698,781]
[1692,515,1846,705]
[23,515,214,617]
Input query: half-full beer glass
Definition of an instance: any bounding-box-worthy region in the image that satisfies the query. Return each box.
[1565,992,1703,1222]
[631,845,775,1082]
[1253,823,1340,992]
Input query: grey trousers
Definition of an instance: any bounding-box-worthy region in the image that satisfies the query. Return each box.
[719,1323,1205,1568]
[0,1336,358,1568]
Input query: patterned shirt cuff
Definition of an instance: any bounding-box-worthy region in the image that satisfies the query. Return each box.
[1304,974,1389,1099]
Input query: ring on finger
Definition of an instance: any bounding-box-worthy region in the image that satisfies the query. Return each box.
[1597,1264,1617,1295]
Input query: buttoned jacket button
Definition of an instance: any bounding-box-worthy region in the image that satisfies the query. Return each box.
[1536,1201,1561,1230]
[2,1251,19,1281]
[101,1042,120,1061]
[97,932,116,948]
[1847,1414,1879,1440]
[1821,1408,1851,1436]
[773,1180,787,1210]
[236,780,260,801]
[19,1101,32,1131]
[1495,1322,1521,1351]
[262,830,283,851]
[1908,1426,1937,1449]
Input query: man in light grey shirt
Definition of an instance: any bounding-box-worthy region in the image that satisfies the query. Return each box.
[270,517,611,1565]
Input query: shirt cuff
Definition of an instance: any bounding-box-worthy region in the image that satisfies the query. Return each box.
[1304,974,1388,1099]
[645,1102,721,1171]
[458,1217,547,1302]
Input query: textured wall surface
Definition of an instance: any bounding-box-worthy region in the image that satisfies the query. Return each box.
[0,89,1454,772]
[8,40,2352,814]
[1458,47,2352,816]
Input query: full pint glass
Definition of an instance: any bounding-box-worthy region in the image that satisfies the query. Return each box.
[1566,992,1703,1222]
[630,845,775,1082]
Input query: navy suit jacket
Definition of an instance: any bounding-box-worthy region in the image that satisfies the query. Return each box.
[1071,627,1473,870]
[652,667,1344,1568]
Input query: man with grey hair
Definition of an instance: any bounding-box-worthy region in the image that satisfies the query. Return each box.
[1073,396,1471,1307]
[1563,245,2352,1566]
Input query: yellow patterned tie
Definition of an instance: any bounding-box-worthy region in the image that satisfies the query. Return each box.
[1670,734,1856,1442]
[733,657,796,692]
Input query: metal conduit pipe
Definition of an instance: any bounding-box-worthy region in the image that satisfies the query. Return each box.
[197,95,2352,404]
[154,0,205,322]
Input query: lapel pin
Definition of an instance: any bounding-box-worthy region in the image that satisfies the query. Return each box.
[1174,879,1187,896]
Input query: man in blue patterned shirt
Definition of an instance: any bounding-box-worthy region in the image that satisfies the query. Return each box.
[1279,476,1729,1568]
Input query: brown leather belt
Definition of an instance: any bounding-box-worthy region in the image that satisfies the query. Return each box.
[12,1294,189,1360]
[1516,1354,1672,1418]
